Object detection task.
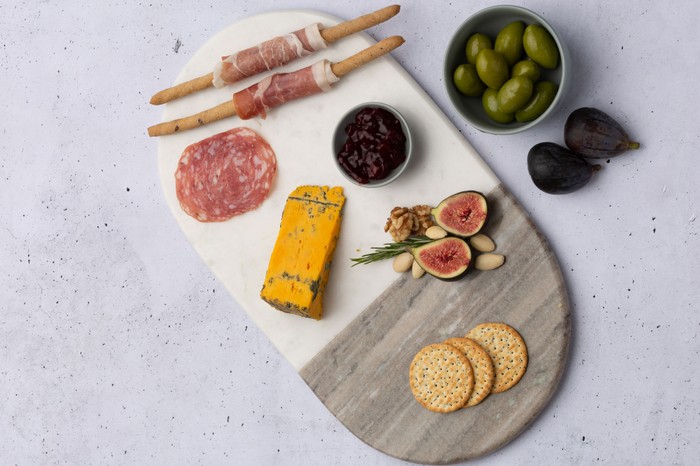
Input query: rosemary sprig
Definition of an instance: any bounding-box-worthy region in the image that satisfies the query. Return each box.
[350,236,435,266]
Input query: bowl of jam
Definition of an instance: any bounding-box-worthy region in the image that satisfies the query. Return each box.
[333,102,412,187]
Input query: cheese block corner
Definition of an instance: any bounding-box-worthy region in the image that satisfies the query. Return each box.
[260,185,345,320]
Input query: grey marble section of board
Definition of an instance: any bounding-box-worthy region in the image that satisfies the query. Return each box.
[300,184,571,464]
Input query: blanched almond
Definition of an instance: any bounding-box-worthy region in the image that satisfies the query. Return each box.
[393,252,414,273]
[474,253,505,271]
[470,233,496,252]
[412,259,426,278]
[425,225,448,239]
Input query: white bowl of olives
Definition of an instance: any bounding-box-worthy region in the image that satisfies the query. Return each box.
[444,5,570,134]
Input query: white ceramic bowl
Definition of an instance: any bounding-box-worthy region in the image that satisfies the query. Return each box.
[444,5,570,134]
[332,102,413,187]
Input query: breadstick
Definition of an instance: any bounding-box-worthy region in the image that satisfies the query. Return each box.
[149,5,400,105]
[148,101,236,137]
[319,5,400,43]
[147,36,405,137]
[150,74,213,107]
[331,35,404,77]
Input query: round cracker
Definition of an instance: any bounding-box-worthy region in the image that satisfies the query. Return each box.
[465,323,528,394]
[444,337,495,407]
[409,343,474,413]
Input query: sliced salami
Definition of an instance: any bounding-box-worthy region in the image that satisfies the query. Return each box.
[175,127,277,222]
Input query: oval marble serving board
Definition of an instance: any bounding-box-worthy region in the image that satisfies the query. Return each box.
[155,9,571,464]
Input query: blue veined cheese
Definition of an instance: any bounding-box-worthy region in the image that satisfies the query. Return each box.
[260,186,345,320]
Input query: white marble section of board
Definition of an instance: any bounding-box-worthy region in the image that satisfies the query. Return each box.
[156,10,499,371]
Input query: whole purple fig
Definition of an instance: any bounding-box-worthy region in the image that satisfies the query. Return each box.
[528,142,601,194]
[564,107,640,158]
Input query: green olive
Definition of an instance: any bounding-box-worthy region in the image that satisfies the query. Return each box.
[515,81,558,122]
[494,21,525,66]
[523,24,559,69]
[511,60,541,82]
[453,64,486,97]
[482,88,514,124]
[465,33,493,65]
[496,76,534,114]
[475,49,509,89]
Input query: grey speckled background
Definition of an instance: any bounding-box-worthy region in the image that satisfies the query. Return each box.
[2,0,699,464]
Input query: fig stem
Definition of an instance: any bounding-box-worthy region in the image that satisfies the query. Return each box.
[592,164,603,172]
[628,141,641,150]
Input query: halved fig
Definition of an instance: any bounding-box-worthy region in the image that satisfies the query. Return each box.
[431,191,488,237]
[411,237,472,280]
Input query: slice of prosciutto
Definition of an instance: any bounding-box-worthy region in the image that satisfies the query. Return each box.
[233,60,339,120]
[175,127,277,222]
[212,23,327,88]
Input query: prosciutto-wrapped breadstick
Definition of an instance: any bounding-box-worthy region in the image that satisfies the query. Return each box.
[212,23,327,89]
[232,60,338,120]
[149,5,400,105]
[147,36,405,137]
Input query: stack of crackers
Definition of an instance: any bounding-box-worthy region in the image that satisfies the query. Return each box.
[409,322,528,413]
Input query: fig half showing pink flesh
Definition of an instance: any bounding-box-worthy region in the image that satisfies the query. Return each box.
[411,237,472,280]
[431,191,488,237]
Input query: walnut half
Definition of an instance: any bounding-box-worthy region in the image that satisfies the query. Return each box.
[384,205,434,242]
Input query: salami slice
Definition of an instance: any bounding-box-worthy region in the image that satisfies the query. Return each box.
[175,127,277,222]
